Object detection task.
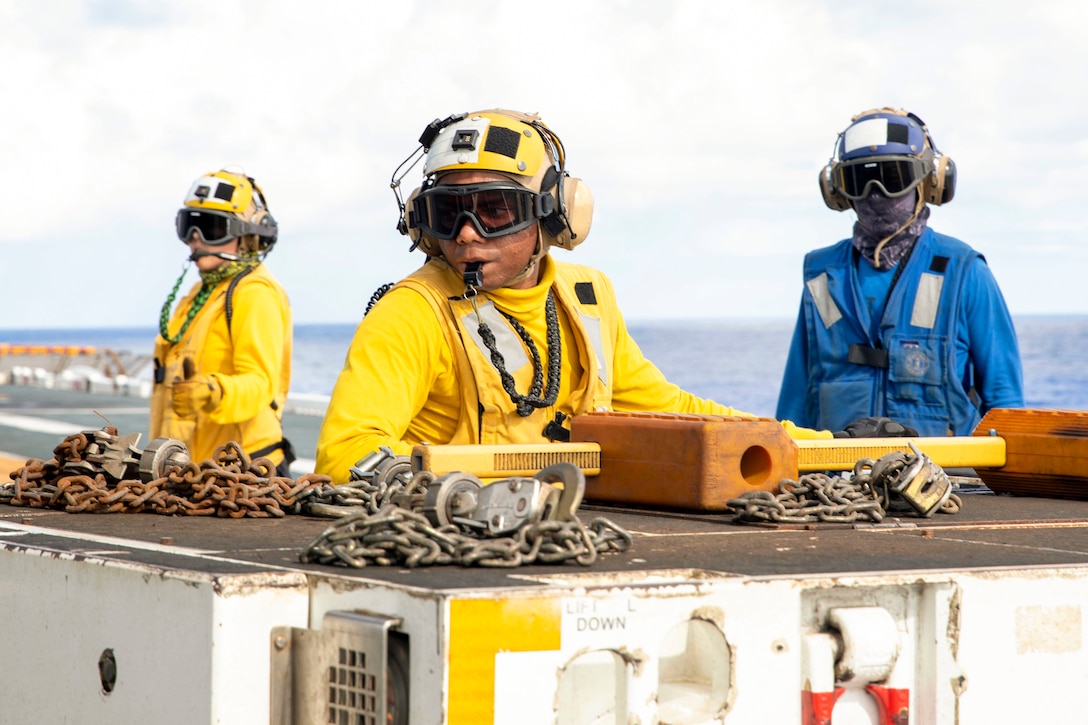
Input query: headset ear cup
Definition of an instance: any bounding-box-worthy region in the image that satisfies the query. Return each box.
[401,186,441,255]
[246,209,277,251]
[819,165,851,212]
[402,187,422,243]
[259,211,278,248]
[922,155,950,205]
[930,155,956,205]
[549,177,593,250]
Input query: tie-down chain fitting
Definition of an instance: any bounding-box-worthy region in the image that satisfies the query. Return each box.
[350,446,586,536]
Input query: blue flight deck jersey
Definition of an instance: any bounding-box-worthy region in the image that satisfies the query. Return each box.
[776,228,1023,436]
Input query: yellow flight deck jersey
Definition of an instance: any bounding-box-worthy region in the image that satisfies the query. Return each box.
[151,264,292,466]
[316,255,826,482]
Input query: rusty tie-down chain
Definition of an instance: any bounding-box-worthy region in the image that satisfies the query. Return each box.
[728,442,962,525]
[0,430,632,567]
[298,448,633,568]
[0,427,330,518]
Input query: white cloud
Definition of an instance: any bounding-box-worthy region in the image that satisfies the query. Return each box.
[1,0,1087,328]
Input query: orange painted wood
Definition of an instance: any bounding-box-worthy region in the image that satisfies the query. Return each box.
[570,412,798,511]
[973,408,1088,499]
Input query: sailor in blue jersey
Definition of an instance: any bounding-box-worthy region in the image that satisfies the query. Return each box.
[777,108,1023,437]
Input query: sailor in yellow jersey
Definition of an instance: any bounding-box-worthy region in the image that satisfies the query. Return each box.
[151,169,295,475]
[315,109,829,482]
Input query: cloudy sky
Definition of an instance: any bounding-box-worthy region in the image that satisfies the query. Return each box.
[2,0,1086,330]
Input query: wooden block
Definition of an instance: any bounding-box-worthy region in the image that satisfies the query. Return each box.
[570,412,798,511]
[973,408,1088,499]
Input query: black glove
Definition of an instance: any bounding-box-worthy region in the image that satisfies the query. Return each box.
[832,416,919,438]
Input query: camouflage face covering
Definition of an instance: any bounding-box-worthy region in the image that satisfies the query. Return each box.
[197,255,260,286]
[159,255,261,345]
[851,190,930,270]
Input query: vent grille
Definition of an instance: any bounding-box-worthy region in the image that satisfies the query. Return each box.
[328,646,379,724]
[494,450,601,472]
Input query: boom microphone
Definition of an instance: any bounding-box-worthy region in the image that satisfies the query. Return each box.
[189,249,242,262]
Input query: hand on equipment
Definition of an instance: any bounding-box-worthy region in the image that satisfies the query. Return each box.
[833,416,918,439]
[172,373,223,416]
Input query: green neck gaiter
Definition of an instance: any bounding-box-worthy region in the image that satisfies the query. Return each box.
[158,256,261,344]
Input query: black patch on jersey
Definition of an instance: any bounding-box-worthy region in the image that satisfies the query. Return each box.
[575,282,597,305]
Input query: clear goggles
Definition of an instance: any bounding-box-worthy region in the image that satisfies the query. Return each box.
[836,156,930,200]
[411,182,550,240]
[176,208,259,246]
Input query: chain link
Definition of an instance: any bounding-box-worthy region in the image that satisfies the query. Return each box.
[300,448,425,517]
[299,504,632,569]
[0,427,330,518]
[299,448,632,568]
[728,446,962,525]
[0,429,632,568]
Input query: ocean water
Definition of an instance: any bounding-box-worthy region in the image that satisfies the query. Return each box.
[2,315,1086,416]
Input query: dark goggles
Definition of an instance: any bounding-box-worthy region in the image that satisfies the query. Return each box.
[176,208,258,246]
[411,182,550,240]
[836,156,930,200]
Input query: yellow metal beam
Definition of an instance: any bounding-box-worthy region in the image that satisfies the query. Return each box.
[411,442,602,478]
[796,436,1007,472]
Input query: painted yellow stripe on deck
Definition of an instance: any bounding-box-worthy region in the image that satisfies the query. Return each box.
[449,597,562,724]
[0,453,27,481]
